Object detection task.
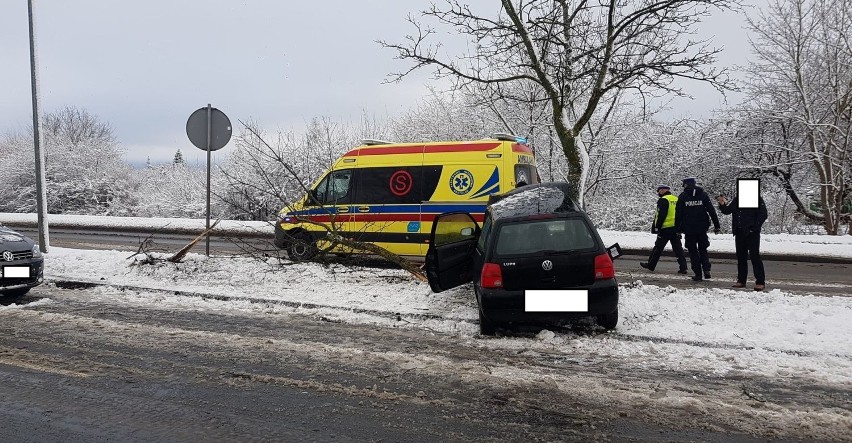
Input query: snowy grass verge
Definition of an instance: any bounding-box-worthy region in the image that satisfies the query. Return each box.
[0,213,273,235]
[24,246,852,386]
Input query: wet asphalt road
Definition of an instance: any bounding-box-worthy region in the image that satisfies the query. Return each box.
[4,286,848,442]
[1,225,850,441]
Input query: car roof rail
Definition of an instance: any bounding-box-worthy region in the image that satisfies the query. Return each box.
[361,139,395,146]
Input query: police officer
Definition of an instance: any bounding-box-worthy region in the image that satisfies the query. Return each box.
[718,193,768,291]
[640,185,687,274]
[675,177,720,282]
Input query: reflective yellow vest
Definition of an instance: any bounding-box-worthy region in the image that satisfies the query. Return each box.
[655,194,678,229]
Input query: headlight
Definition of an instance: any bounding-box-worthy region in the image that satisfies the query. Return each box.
[32,244,43,258]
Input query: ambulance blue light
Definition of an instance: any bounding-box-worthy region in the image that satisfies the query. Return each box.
[515,136,528,144]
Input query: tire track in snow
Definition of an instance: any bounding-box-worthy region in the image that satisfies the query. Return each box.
[48,278,852,361]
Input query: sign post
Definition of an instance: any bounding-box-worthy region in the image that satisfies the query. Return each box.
[186,105,231,256]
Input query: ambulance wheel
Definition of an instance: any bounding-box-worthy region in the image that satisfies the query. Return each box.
[287,232,318,261]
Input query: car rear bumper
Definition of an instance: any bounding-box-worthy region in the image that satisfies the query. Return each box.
[0,259,44,292]
[477,278,618,323]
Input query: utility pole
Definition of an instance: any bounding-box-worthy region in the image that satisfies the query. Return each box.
[28,0,49,253]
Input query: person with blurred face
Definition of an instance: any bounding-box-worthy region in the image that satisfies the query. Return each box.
[718,191,768,291]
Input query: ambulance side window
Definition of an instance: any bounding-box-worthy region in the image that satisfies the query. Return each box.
[353,166,442,204]
[312,170,353,205]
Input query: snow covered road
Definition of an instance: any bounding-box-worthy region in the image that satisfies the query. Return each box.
[2,246,849,439]
[3,282,850,441]
[35,247,852,386]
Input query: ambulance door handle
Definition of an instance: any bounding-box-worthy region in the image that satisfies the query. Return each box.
[337,206,350,213]
[357,206,371,213]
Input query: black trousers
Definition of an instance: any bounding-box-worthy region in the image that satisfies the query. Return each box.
[646,229,687,271]
[735,232,765,284]
[683,232,711,276]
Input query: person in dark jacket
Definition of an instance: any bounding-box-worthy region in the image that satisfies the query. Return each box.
[718,194,768,291]
[675,177,721,282]
[640,185,687,273]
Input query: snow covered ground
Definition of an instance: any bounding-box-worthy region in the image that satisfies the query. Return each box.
[3,213,850,388]
[598,229,852,259]
[0,213,272,236]
[22,245,852,388]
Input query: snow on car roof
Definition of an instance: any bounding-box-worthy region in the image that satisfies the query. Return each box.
[489,185,569,219]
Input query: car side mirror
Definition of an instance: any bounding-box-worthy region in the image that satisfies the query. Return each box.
[607,243,622,260]
[460,227,474,237]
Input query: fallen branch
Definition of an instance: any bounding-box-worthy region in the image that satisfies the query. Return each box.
[127,233,157,260]
[332,236,427,282]
[168,219,222,263]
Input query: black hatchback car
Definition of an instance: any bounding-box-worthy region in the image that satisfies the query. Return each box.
[0,223,44,298]
[425,183,621,335]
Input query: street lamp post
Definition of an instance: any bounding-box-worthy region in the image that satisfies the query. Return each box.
[28,0,49,253]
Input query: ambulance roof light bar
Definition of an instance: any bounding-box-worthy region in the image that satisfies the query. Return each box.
[492,133,528,144]
[361,139,395,146]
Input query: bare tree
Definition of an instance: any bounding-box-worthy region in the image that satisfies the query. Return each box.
[381,0,738,206]
[216,121,427,280]
[217,118,358,222]
[743,0,851,234]
[134,161,210,218]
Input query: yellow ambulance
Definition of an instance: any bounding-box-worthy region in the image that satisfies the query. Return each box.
[274,134,539,260]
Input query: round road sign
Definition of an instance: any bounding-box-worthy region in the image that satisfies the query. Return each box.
[186,106,232,151]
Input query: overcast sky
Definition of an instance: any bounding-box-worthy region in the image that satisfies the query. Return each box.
[0,1,752,167]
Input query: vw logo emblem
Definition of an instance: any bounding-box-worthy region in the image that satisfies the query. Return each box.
[541,260,553,271]
[2,251,12,262]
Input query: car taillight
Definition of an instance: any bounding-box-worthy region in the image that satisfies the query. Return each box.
[594,253,615,280]
[480,263,503,288]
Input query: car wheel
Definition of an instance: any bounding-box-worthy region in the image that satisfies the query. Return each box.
[596,308,618,331]
[1,288,30,299]
[286,232,318,261]
[478,308,496,336]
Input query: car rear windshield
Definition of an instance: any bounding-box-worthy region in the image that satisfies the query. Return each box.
[494,218,596,256]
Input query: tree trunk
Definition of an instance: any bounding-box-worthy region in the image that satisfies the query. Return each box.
[552,109,582,204]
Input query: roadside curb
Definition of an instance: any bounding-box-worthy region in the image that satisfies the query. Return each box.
[47,278,476,324]
[1,221,273,239]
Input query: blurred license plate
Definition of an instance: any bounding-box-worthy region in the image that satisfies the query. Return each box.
[525,290,588,312]
[3,266,30,278]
